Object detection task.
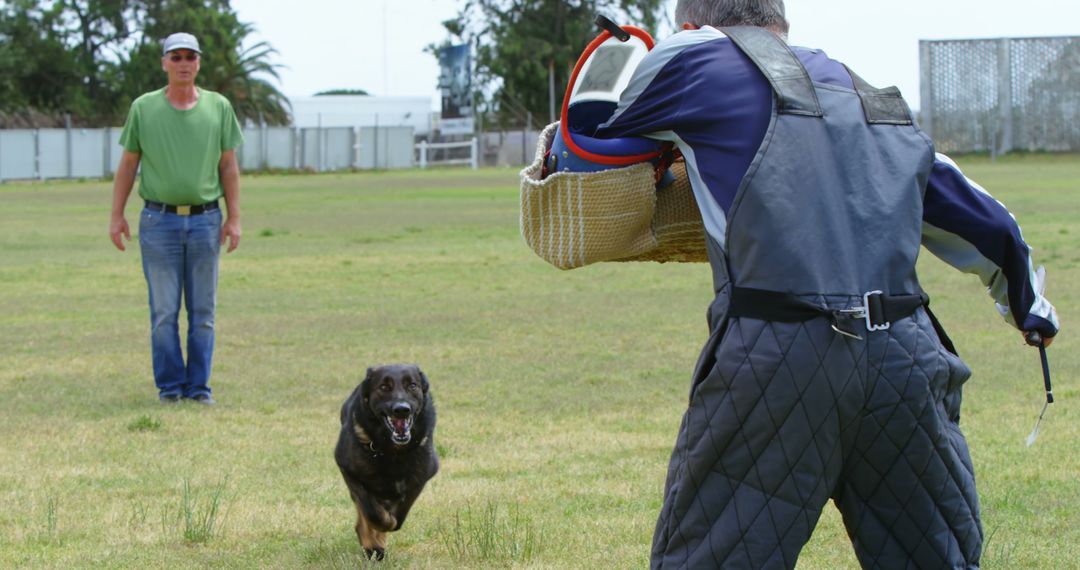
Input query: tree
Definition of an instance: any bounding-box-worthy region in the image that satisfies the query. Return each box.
[0,1,85,120]
[435,0,667,128]
[59,0,138,121]
[0,0,289,126]
[315,89,371,96]
[117,0,291,126]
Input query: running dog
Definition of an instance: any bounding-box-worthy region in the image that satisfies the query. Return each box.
[334,364,439,560]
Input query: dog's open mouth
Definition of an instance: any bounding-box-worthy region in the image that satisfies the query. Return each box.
[384,415,413,445]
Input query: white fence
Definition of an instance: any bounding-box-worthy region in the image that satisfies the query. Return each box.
[0,124,500,181]
[0,128,123,181]
[237,126,416,172]
[416,139,478,169]
[0,125,423,182]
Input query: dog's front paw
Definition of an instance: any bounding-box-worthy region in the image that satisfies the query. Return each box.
[364,547,386,561]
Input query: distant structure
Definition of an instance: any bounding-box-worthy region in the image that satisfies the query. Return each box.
[920,36,1080,154]
[288,95,435,137]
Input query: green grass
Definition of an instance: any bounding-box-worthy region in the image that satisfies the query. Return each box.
[0,158,1077,568]
[179,477,230,544]
[440,501,544,563]
[126,415,163,432]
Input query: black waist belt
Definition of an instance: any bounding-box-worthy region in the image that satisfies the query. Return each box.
[729,287,929,339]
[144,199,219,216]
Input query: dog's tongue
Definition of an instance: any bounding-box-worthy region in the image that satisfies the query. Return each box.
[392,418,408,434]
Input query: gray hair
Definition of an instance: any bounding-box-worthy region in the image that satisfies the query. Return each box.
[674,0,789,36]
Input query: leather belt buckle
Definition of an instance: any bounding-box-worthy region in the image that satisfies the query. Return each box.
[176,205,192,216]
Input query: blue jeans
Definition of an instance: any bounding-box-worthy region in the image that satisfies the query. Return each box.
[138,206,221,398]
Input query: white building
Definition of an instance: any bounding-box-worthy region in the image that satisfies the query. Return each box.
[288,95,434,137]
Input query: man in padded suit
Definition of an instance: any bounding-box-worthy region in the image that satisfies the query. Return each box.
[593,1,1060,568]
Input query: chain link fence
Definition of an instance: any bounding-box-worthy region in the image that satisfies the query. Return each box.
[920,36,1080,154]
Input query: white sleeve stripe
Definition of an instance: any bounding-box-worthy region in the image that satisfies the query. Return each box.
[670,131,730,252]
[921,221,1003,285]
[927,154,1060,331]
[923,221,1059,330]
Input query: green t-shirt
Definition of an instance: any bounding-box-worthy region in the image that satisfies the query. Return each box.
[119,87,244,205]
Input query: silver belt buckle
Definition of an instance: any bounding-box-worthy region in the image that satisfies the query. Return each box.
[863,290,890,332]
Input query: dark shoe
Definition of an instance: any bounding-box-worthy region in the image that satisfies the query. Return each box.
[189,394,216,406]
[159,394,181,404]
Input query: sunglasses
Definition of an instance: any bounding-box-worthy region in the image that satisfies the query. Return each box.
[169,53,199,62]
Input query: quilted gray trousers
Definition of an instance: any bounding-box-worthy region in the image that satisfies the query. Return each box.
[651,307,982,569]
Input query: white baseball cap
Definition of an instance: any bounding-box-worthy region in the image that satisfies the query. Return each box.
[162,32,201,55]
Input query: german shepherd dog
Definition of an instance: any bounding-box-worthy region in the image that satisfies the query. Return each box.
[334,364,439,560]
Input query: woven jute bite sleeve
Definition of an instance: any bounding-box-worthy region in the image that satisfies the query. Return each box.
[519,122,708,270]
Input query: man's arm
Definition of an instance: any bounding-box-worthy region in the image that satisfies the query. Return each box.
[921,153,1059,345]
[219,149,241,253]
[109,151,141,251]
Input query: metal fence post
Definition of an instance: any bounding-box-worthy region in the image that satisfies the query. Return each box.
[470,137,478,170]
[373,115,380,170]
[260,123,268,171]
[317,126,324,172]
[34,129,41,180]
[523,112,532,165]
[64,114,73,178]
[996,38,1014,156]
[103,127,112,177]
[351,127,359,169]
[296,127,303,170]
[918,40,933,140]
[418,139,427,168]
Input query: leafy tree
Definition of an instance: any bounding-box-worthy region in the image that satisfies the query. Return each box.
[0,1,83,118]
[0,0,289,126]
[58,0,138,121]
[435,0,667,128]
[315,89,371,96]
[117,0,290,125]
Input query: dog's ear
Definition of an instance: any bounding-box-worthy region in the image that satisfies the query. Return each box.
[418,369,430,394]
[360,367,376,401]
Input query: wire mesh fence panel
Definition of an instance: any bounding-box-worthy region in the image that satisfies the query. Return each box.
[1011,38,1080,151]
[323,128,355,171]
[922,36,1080,153]
[358,127,414,169]
[300,128,320,171]
[70,129,106,179]
[239,127,264,171]
[264,127,296,170]
[108,129,123,174]
[0,130,36,180]
[38,130,68,179]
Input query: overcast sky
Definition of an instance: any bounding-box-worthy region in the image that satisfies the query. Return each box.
[230,0,1079,111]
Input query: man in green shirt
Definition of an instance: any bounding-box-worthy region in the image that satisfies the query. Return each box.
[109,32,244,405]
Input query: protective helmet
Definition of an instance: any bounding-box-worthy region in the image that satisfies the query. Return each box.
[544,18,671,179]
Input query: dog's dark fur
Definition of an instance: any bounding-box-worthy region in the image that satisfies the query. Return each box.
[334,364,439,560]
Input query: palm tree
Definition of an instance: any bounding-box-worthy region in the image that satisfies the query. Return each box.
[200,22,291,126]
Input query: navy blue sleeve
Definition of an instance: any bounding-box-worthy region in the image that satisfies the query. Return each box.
[921,154,1059,336]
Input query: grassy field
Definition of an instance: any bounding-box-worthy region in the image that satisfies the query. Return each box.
[0,155,1077,569]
